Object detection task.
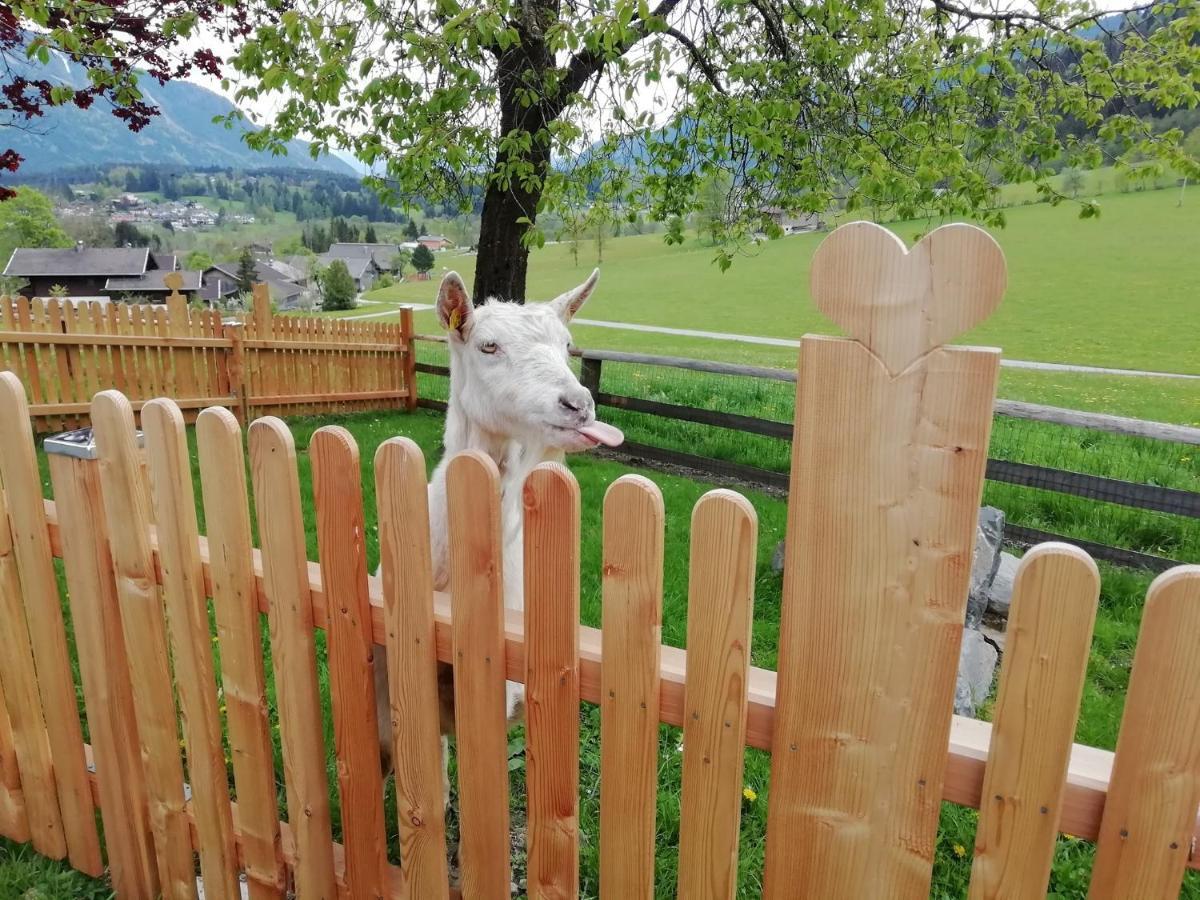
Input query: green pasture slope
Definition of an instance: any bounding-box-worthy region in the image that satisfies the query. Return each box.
[3,408,1195,898]
[357,185,1198,424]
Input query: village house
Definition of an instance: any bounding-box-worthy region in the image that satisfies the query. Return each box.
[417,234,454,251]
[757,206,826,234]
[3,244,200,301]
[316,251,380,293]
[326,242,403,273]
[201,260,305,309]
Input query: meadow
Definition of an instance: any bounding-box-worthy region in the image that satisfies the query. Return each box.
[2,407,1194,899]
[351,185,1198,427]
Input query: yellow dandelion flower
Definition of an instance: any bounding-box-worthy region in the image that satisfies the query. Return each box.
[952,843,967,859]
[742,787,758,803]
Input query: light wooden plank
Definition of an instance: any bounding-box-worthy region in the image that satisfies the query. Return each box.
[310,426,387,899]
[48,451,159,899]
[248,417,338,900]
[0,475,61,857]
[91,390,197,899]
[0,661,28,843]
[677,490,757,900]
[967,544,1099,900]
[764,222,1003,899]
[374,438,450,900]
[142,400,241,900]
[43,299,69,430]
[400,308,418,411]
[599,475,664,900]
[524,463,581,900]
[0,372,101,874]
[446,451,512,899]
[196,408,286,900]
[1089,565,1200,899]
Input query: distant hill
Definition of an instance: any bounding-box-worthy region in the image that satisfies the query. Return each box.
[2,47,355,177]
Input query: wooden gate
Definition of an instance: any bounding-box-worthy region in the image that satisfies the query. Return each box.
[0,222,1196,899]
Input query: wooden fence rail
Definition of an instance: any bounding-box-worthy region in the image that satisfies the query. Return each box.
[0,222,1198,899]
[0,285,416,431]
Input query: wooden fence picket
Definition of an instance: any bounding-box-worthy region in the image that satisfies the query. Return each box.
[196,408,286,900]
[524,463,582,900]
[764,223,1004,899]
[1089,565,1200,899]
[49,444,159,898]
[447,451,512,899]
[91,390,196,899]
[0,373,101,875]
[967,544,1100,899]
[0,474,60,858]
[599,475,665,900]
[142,400,241,900]
[374,438,450,900]
[249,417,337,900]
[677,490,758,900]
[0,665,27,843]
[311,427,387,899]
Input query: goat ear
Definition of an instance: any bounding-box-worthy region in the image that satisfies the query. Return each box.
[550,268,599,322]
[437,272,472,339]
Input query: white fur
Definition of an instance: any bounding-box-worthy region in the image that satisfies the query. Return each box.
[375,269,603,775]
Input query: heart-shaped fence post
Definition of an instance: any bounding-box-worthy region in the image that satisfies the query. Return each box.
[763,221,1006,899]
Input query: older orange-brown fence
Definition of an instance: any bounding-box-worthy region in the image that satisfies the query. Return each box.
[0,223,1197,899]
[0,283,416,432]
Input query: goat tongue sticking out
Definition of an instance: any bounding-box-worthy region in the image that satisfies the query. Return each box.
[577,420,624,447]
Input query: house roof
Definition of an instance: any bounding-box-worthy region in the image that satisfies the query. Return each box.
[150,252,177,272]
[4,246,149,278]
[261,259,306,284]
[105,270,203,293]
[326,242,400,269]
[417,235,450,243]
[317,254,375,280]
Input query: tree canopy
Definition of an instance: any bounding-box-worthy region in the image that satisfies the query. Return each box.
[0,187,70,269]
[320,259,357,310]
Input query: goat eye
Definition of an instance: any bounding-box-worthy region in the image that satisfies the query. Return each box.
[480,341,499,355]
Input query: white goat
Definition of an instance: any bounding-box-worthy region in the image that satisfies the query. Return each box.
[375,269,623,776]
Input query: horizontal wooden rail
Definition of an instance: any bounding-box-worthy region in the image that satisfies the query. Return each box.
[42,497,1198,862]
[595,392,793,439]
[29,396,236,416]
[242,339,406,353]
[415,362,450,376]
[0,331,232,349]
[247,389,408,407]
[1004,524,1180,573]
[987,459,1200,519]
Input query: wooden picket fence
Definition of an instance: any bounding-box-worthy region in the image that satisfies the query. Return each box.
[0,222,1197,899]
[0,282,417,432]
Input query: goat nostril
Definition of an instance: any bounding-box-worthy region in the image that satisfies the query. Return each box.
[559,395,582,413]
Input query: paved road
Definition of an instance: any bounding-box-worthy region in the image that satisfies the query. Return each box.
[332,305,1198,380]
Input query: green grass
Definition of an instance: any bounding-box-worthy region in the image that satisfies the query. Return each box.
[4,407,1197,898]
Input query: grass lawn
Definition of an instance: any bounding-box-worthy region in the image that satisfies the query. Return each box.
[3,407,1196,898]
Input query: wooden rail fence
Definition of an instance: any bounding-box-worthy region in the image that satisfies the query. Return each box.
[0,222,1198,899]
[0,281,417,432]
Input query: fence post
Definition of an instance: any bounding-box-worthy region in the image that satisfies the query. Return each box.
[224,323,251,425]
[399,306,418,411]
[580,356,602,400]
[252,283,272,338]
[45,431,159,899]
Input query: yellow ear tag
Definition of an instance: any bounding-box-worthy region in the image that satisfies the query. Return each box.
[448,308,462,332]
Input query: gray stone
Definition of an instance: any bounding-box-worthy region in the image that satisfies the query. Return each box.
[966,506,1005,628]
[770,540,786,574]
[986,551,1020,620]
[954,627,998,718]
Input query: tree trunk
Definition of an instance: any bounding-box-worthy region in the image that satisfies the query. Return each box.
[473,165,545,304]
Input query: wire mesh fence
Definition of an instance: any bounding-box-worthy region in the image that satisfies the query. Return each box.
[413,337,1199,568]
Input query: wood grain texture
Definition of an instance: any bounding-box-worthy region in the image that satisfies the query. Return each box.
[248,417,337,900]
[374,438,450,900]
[677,490,757,900]
[91,390,197,899]
[0,372,101,875]
[764,221,1003,900]
[48,452,159,899]
[0,661,28,843]
[142,400,241,900]
[599,475,664,900]
[446,451,512,900]
[524,463,581,900]
[0,475,60,857]
[196,408,286,900]
[1089,565,1200,899]
[310,427,387,900]
[968,544,1099,899]
[810,221,1006,376]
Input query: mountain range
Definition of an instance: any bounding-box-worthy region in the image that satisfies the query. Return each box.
[3,47,355,177]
